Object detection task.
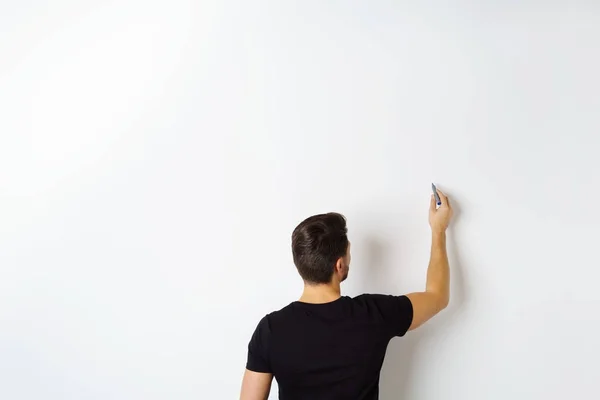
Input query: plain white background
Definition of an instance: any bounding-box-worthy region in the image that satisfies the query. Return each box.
[1,1,599,399]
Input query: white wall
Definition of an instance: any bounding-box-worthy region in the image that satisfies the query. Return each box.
[1,1,599,399]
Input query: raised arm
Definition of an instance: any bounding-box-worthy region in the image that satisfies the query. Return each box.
[406,189,453,330]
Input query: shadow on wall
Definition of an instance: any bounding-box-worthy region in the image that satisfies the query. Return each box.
[362,201,468,399]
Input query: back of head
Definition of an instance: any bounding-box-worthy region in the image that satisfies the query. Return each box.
[291,212,349,284]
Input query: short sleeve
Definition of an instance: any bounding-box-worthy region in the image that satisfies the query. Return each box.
[246,315,272,373]
[363,294,414,338]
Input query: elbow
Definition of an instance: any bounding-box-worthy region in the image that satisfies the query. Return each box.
[436,293,449,312]
[440,294,450,311]
[424,289,450,312]
[439,295,450,311]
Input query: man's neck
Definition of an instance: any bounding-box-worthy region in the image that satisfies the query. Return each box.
[299,282,342,304]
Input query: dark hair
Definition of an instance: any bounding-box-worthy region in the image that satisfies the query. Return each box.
[291,212,349,284]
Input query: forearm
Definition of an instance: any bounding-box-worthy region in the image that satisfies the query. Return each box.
[425,231,450,307]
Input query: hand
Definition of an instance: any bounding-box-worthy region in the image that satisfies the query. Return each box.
[429,189,453,233]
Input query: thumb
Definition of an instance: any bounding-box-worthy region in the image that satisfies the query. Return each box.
[430,195,437,212]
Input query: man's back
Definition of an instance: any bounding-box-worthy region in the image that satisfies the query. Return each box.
[247,294,413,400]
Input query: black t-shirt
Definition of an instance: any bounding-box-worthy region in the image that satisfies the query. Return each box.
[246,294,413,400]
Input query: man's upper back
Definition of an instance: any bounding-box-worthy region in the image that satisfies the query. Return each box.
[246,294,413,400]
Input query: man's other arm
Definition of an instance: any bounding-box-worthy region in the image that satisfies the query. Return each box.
[406,189,453,330]
[240,370,272,400]
[241,315,273,400]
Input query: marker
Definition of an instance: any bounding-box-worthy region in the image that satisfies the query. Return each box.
[432,183,442,206]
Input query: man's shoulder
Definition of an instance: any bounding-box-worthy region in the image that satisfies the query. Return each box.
[266,301,296,319]
[352,293,391,302]
[353,293,409,300]
[351,293,412,309]
[255,302,296,326]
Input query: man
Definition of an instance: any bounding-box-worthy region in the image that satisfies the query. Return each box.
[240,190,453,400]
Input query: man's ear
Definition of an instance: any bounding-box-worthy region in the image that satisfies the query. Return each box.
[334,257,345,274]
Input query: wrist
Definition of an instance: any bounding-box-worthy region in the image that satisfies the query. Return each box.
[431,229,447,238]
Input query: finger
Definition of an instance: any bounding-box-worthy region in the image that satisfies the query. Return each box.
[430,194,437,211]
[437,189,449,206]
